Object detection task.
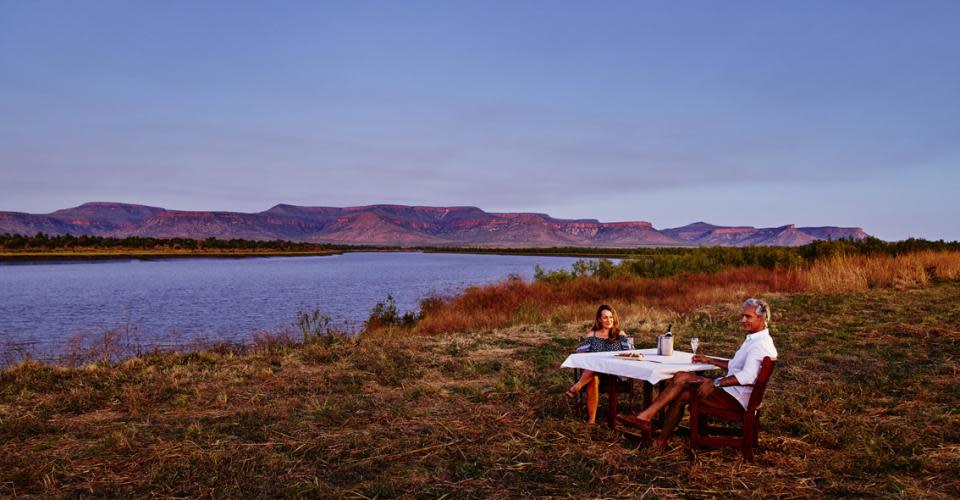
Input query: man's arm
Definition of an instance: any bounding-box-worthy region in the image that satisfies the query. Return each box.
[691,353,729,370]
[696,372,736,398]
[729,347,764,386]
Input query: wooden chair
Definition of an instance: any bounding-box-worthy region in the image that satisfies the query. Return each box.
[689,356,776,461]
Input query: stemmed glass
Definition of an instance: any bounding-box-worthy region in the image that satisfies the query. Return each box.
[690,336,700,355]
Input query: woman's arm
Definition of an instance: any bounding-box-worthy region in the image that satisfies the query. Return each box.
[574,334,593,353]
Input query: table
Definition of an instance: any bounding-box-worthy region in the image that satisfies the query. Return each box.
[561,348,716,428]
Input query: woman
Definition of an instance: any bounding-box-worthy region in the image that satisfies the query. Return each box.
[565,304,631,424]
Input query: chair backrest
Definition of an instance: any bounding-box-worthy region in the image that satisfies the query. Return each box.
[745,357,776,415]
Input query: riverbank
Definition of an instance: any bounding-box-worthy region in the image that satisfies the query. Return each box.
[3,282,958,497]
[0,249,344,262]
[5,235,957,263]
[0,246,635,263]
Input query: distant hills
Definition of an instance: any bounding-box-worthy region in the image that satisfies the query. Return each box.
[0,202,869,247]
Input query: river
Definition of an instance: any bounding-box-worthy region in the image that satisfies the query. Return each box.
[0,252,589,360]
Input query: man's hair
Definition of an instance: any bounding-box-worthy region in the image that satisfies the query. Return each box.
[743,298,771,322]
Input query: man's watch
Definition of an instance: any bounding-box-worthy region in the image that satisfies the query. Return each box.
[713,378,723,389]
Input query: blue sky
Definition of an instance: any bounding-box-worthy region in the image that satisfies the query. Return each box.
[1,1,958,240]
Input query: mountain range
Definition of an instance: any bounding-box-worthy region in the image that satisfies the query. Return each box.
[0,202,869,247]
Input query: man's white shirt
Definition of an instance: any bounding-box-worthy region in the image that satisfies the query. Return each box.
[723,328,778,408]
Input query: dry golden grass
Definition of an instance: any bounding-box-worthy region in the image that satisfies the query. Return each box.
[2,282,959,497]
[802,250,960,293]
[413,267,804,335]
[406,251,960,337]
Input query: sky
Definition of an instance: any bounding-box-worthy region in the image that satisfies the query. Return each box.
[1,1,958,241]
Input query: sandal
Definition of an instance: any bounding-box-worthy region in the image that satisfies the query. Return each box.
[564,387,579,399]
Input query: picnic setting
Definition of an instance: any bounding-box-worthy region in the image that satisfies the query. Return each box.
[561,301,776,460]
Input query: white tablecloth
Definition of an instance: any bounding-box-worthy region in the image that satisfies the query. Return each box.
[560,348,717,384]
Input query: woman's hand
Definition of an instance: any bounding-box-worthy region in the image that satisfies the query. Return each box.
[691,354,711,365]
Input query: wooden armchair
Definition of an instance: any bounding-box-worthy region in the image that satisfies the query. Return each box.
[689,356,776,461]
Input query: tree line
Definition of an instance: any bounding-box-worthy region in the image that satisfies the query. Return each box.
[0,233,346,251]
[3,232,956,262]
[534,237,960,282]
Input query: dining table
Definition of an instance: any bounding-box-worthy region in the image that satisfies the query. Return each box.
[561,348,717,428]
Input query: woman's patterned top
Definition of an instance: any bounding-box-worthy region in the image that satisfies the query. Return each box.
[576,333,630,353]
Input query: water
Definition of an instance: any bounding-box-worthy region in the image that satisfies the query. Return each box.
[0,252,590,357]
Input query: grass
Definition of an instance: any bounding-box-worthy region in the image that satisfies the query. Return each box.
[2,280,959,497]
[803,250,960,292]
[406,250,960,336]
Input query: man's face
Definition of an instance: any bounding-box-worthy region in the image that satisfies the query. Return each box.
[741,305,766,333]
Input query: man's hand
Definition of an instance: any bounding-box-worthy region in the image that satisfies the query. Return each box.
[692,353,729,370]
[691,354,711,365]
[696,379,715,398]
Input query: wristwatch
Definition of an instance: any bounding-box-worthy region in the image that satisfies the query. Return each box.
[713,378,723,389]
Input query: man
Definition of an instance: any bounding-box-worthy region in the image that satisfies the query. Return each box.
[618,298,778,447]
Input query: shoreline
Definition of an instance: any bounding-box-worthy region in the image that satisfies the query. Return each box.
[0,247,634,263]
[0,249,344,262]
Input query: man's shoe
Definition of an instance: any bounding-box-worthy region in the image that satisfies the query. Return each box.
[616,414,653,433]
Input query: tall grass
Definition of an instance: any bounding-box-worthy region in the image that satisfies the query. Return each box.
[408,250,960,335]
[803,250,960,293]
[413,267,804,335]
[1,319,351,369]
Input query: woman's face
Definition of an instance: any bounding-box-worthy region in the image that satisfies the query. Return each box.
[599,310,615,330]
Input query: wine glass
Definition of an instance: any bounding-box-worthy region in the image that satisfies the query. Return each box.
[690,336,700,355]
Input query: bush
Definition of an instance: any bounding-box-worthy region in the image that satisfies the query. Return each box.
[296,307,345,346]
[364,294,418,331]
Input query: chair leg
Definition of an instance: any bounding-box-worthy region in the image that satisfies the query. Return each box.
[606,377,620,428]
[691,400,765,460]
[642,381,653,410]
[754,414,761,448]
[742,419,755,461]
[570,368,595,422]
[570,391,584,418]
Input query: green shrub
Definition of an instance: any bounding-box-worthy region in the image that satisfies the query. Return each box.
[365,294,418,331]
[296,307,346,346]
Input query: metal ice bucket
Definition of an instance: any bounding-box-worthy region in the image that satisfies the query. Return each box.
[656,334,674,356]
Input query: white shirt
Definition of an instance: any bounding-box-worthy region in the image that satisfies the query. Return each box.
[723,328,778,409]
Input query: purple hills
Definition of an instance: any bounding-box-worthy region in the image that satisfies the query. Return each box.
[0,202,869,247]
